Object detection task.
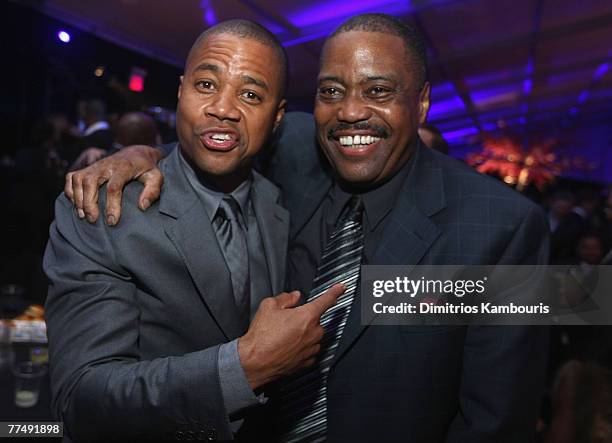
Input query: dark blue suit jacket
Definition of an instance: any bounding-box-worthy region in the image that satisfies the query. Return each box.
[267,112,550,443]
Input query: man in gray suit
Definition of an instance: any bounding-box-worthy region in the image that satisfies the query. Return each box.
[44,20,342,442]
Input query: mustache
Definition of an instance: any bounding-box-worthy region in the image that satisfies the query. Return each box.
[327,122,389,140]
[194,122,240,136]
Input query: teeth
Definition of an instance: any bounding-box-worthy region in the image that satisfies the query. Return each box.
[338,135,380,147]
[211,133,231,141]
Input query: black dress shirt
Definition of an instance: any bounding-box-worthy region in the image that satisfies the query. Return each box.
[289,154,415,296]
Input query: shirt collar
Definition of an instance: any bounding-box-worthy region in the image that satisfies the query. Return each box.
[179,149,252,225]
[330,144,416,231]
[83,121,110,136]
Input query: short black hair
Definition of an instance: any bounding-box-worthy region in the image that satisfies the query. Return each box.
[187,19,288,98]
[328,13,428,90]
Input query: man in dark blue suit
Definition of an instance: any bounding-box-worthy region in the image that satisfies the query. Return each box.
[65,14,549,443]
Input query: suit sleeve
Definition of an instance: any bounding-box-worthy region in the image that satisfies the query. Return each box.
[43,195,232,442]
[159,142,177,157]
[445,204,550,443]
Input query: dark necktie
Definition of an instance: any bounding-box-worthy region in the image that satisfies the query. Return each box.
[213,196,250,328]
[280,195,364,443]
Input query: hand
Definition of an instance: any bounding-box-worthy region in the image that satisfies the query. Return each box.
[238,284,345,390]
[64,145,164,225]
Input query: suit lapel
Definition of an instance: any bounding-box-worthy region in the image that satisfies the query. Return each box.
[287,173,332,241]
[251,171,290,297]
[266,112,331,241]
[158,148,244,340]
[331,144,446,368]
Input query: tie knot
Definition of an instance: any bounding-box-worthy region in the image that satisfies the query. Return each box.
[216,196,241,223]
[337,195,363,225]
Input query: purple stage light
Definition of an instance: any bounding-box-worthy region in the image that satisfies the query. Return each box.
[428,95,466,120]
[58,31,71,43]
[593,62,610,81]
[200,0,217,26]
[522,78,532,95]
[288,0,411,28]
[442,126,479,141]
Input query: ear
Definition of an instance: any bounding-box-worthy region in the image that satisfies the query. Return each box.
[273,99,287,132]
[418,81,431,125]
[177,75,184,100]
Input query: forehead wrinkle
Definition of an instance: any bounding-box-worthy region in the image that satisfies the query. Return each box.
[192,63,220,74]
[185,37,239,70]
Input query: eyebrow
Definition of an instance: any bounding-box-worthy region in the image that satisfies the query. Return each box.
[317,75,344,85]
[361,75,397,83]
[242,75,268,91]
[317,75,397,85]
[193,63,220,74]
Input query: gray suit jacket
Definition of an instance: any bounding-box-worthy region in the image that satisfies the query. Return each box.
[43,146,289,442]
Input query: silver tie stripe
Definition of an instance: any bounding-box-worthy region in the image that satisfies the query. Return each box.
[280,196,364,443]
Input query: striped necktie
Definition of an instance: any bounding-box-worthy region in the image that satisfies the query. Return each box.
[280,195,364,442]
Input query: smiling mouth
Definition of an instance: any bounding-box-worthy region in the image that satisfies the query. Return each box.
[337,134,381,148]
[330,134,383,158]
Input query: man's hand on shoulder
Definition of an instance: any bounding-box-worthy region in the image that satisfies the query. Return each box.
[65,145,165,226]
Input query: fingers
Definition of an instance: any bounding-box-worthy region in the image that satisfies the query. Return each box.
[64,172,75,202]
[81,175,107,223]
[72,174,85,219]
[304,283,345,317]
[137,169,164,211]
[275,291,302,309]
[105,175,127,226]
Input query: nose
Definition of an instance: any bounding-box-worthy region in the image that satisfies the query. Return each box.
[205,88,240,122]
[336,93,371,123]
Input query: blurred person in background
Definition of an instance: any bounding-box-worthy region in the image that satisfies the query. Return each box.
[70,111,161,170]
[65,99,113,167]
[545,360,612,443]
[574,231,606,268]
[573,188,607,233]
[548,190,586,264]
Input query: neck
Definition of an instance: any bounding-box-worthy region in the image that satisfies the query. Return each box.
[336,141,417,194]
[194,163,251,194]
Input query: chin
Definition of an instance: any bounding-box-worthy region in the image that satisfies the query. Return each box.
[335,168,379,186]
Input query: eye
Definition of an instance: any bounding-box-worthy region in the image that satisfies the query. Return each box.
[241,90,261,102]
[195,80,215,91]
[318,87,343,99]
[367,86,392,97]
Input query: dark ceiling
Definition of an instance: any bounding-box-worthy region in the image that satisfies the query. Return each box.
[22,0,612,149]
